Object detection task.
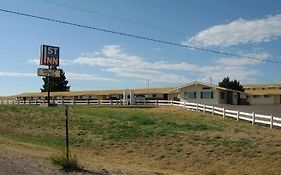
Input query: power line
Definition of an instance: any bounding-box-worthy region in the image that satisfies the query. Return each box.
[41,0,188,37]
[0,8,280,64]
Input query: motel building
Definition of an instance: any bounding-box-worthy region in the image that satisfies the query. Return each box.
[16,88,176,104]
[14,82,281,106]
[244,83,281,105]
[171,82,248,105]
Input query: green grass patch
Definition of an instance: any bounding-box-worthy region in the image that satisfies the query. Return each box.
[0,132,65,147]
[0,105,248,145]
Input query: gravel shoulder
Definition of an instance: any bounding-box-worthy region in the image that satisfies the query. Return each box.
[0,137,109,175]
[0,152,108,175]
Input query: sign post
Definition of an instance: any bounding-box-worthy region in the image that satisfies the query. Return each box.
[38,44,60,106]
[47,65,50,106]
[65,105,69,160]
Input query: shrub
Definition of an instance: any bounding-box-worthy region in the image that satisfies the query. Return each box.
[51,152,81,172]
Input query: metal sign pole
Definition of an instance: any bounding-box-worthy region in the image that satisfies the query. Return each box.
[47,65,50,106]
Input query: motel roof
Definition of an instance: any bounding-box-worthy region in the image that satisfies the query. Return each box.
[244,83,281,89]
[170,81,245,93]
[245,90,281,95]
[16,87,174,98]
[244,83,281,95]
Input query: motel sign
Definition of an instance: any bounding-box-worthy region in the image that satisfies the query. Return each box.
[40,44,60,67]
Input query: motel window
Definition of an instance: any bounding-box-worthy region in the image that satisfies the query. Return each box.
[152,94,157,98]
[220,92,225,100]
[200,91,213,99]
[264,95,271,98]
[253,95,260,98]
[184,91,196,99]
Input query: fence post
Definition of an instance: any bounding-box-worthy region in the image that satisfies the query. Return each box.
[203,105,206,113]
[196,104,199,111]
[252,112,255,125]
[223,108,225,118]
[156,99,158,106]
[110,99,112,106]
[72,99,75,105]
[270,115,273,129]
[184,101,186,108]
[171,100,174,106]
[61,97,64,105]
[0,100,2,105]
[237,111,240,122]
[35,99,38,105]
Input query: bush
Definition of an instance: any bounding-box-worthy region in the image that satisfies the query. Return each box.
[51,153,81,172]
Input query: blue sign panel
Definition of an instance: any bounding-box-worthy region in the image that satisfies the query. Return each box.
[40,44,60,67]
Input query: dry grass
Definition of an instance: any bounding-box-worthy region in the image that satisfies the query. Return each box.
[1,105,281,174]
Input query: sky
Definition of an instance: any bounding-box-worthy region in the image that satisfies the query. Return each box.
[0,0,281,96]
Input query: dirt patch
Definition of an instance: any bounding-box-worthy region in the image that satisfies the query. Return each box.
[0,138,109,175]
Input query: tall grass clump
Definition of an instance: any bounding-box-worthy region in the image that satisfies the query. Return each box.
[51,152,81,172]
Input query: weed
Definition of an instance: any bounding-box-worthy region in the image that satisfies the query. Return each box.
[51,152,81,172]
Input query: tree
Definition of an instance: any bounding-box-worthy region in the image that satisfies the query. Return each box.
[41,68,70,92]
[218,77,244,92]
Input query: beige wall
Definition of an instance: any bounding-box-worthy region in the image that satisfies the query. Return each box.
[218,90,227,104]
[274,95,280,104]
[168,93,177,100]
[177,84,222,105]
[249,95,280,105]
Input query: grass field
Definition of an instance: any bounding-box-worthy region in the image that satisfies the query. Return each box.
[1,105,281,175]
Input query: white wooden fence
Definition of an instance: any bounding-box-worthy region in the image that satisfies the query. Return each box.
[1,99,280,129]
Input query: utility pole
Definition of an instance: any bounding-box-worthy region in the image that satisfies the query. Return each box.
[147,79,151,88]
[65,105,69,160]
[209,77,213,85]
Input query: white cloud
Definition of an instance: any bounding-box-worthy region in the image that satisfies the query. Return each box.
[71,45,267,84]
[184,14,281,47]
[201,53,270,84]
[0,71,35,77]
[66,72,117,82]
[73,45,192,83]
[215,53,270,66]
[27,59,39,65]
[27,59,74,66]
[0,70,114,82]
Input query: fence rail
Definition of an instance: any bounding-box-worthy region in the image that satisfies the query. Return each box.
[1,99,280,129]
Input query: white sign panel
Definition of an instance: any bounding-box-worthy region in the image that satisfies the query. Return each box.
[37,68,61,78]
